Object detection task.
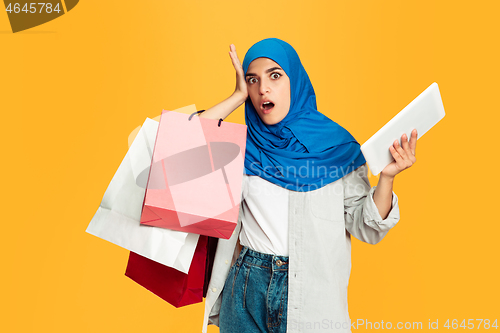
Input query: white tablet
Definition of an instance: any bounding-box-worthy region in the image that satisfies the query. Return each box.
[360,82,446,175]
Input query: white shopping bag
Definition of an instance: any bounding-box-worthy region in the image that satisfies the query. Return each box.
[86,117,199,274]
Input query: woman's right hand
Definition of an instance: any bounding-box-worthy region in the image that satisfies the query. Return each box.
[198,44,247,120]
[229,44,248,101]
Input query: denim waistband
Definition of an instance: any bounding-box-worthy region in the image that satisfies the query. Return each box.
[237,246,289,271]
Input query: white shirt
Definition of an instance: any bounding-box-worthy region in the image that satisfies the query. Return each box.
[238,174,290,256]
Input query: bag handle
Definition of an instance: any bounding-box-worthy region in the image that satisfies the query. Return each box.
[189,110,223,127]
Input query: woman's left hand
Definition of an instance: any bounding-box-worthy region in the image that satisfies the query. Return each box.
[380,129,418,179]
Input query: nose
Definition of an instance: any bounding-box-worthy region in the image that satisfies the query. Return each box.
[258,78,271,95]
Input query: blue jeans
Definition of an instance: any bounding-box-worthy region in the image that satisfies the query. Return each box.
[219,246,289,333]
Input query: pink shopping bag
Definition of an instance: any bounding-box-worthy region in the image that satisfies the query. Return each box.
[140,110,247,239]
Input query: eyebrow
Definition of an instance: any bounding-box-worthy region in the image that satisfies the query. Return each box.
[245,67,284,77]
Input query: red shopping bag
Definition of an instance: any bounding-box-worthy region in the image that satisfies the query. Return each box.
[139,110,247,239]
[125,235,212,308]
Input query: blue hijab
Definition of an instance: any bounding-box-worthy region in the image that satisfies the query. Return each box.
[242,38,366,192]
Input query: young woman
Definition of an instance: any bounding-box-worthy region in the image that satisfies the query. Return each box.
[200,38,417,333]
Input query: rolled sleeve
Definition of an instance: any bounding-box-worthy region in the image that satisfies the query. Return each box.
[363,185,400,232]
[344,163,401,244]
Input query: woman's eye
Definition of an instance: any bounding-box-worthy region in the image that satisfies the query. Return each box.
[247,78,257,84]
[271,72,281,79]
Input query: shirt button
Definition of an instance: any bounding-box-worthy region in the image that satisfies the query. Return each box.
[212,287,217,292]
[225,260,229,264]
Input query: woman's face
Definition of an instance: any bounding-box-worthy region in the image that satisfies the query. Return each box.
[246,57,291,125]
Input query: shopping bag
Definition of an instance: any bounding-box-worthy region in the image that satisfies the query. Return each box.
[139,110,247,239]
[86,116,199,274]
[203,236,219,297]
[125,235,211,308]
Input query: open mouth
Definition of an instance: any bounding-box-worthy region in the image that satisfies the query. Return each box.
[261,101,275,114]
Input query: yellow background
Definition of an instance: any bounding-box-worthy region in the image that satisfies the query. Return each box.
[1,0,499,332]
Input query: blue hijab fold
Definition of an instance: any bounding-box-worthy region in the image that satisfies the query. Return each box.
[242,38,366,192]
